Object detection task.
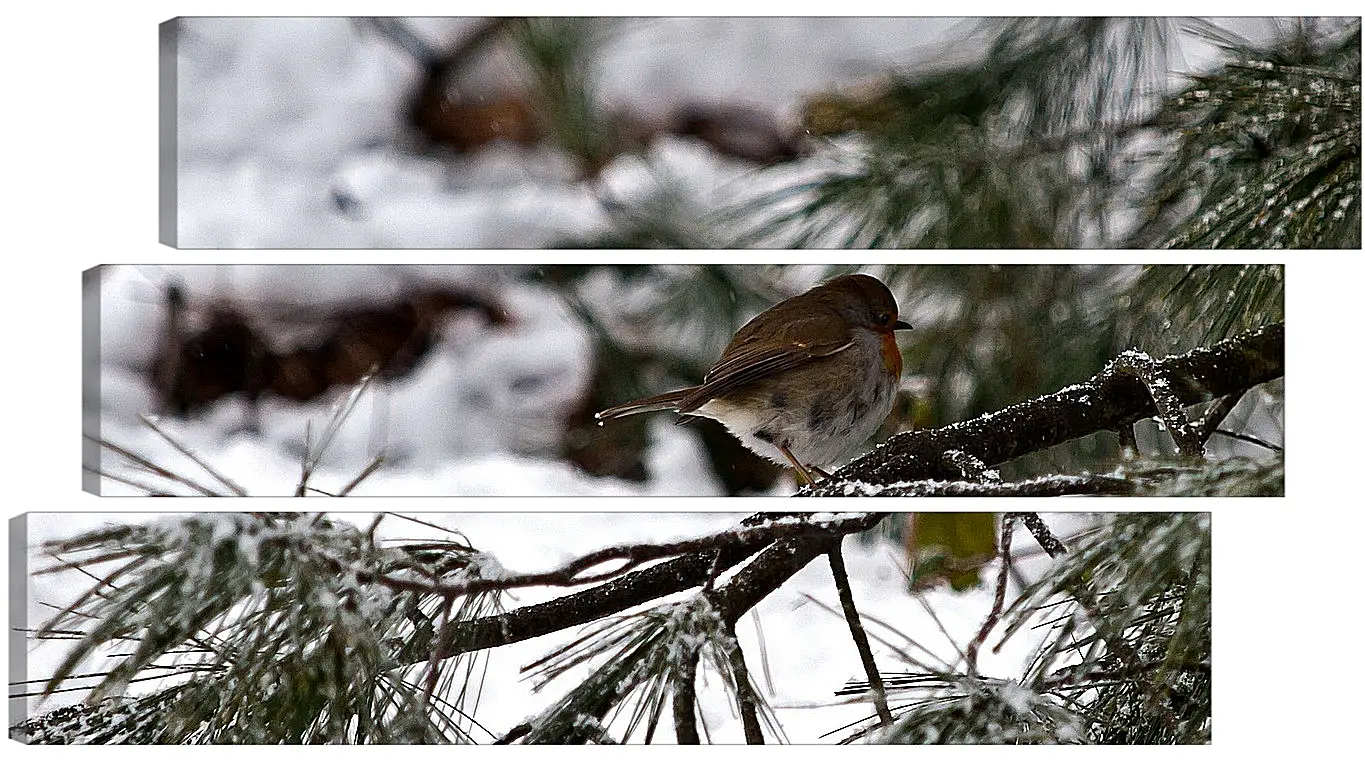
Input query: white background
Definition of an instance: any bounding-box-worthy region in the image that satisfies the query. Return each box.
[3,0,1361,763]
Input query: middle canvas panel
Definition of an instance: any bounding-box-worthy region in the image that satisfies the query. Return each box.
[83,264,1284,497]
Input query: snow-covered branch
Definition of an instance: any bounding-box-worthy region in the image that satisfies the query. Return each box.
[807,322,1283,496]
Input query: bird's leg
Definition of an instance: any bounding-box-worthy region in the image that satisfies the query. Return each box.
[811,466,835,481]
[777,444,818,487]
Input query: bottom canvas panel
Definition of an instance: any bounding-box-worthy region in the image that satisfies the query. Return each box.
[10,512,1209,744]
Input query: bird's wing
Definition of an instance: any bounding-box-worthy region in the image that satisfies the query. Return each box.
[676,338,854,413]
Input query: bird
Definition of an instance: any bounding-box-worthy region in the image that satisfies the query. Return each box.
[596,273,912,486]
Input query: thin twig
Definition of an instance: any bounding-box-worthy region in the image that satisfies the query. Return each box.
[827,542,892,727]
[138,414,247,495]
[88,436,221,496]
[337,455,386,496]
[966,514,1016,676]
[1016,513,1068,559]
[421,596,456,708]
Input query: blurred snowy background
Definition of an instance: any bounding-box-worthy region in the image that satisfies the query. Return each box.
[19,511,1106,743]
[162,17,1319,249]
[86,263,1284,496]
[89,264,807,496]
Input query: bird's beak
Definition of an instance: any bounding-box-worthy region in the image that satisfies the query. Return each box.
[894,320,913,331]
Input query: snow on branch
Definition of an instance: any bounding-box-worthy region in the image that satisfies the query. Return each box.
[807,322,1283,496]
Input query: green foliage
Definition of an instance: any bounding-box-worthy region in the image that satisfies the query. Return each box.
[520,595,782,744]
[554,165,738,248]
[838,513,1210,744]
[879,264,1134,425]
[1009,513,1211,744]
[542,17,1354,250]
[1126,264,1285,353]
[740,19,1175,248]
[25,513,504,744]
[509,18,620,174]
[1148,19,1361,248]
[877,679,1088,744]
[1121,455,1285,496]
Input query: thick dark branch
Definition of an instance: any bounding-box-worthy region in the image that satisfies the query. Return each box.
[672,646,701,744]
[807,323,1283,494]
[1111,352,1204,456]
[942,449,1000,482]
[392,545,758,667]
[372,514,884,600]
[392,513,885,666]
[720,621,764,745]
[821,474,1136,497]
[711,514,887,625]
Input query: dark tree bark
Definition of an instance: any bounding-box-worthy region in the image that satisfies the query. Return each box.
[806,323,1283,495]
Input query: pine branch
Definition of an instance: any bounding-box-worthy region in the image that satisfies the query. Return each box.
[393,513,886,666]
[807,322,1283,494]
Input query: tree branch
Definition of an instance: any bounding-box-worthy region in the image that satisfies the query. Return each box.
[807,323,1283,494]
[711,517,886,625]
[720,620,764,745]
[672,645,701,744]
[821,473,1137,497]
[373,514,885,600]
[828,542,892,727]
[392,513,886,666]
[1015,513,1068,559]
[967,514,1014,676]
[1111,351,1204,456]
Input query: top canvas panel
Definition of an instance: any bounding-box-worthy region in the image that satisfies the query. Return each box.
[160,17,1361,249]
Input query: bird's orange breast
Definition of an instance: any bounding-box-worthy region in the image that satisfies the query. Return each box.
[880,331,903,379]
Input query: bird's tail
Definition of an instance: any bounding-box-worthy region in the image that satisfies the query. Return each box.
[595,387,697,421]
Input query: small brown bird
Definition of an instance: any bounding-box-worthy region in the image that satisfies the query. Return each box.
[596,274,911,485]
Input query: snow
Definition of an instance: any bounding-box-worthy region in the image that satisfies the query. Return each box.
[165,17,1295,249]
[169,17,967,249]
[20,511,1097,744]
[93,264,733,496]
[0,5,1347,760]
[91,17,1296,495]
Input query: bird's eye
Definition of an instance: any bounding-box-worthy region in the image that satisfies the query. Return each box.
[876,312,891,326]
